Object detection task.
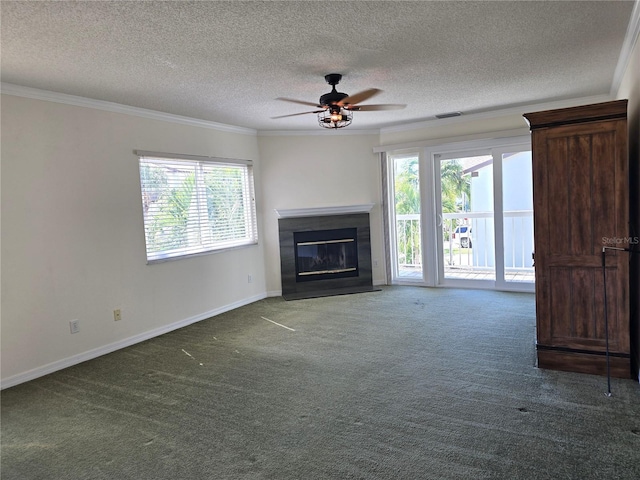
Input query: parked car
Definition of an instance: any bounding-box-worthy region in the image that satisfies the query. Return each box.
[452,225,472,248]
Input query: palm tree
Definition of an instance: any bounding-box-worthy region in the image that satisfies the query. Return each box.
[393,157,421,265]
[440,161,470,213]
[146,172,195,252]
[394,157,420,214]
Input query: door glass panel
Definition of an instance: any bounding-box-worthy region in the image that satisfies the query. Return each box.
[502,151,535,283]
[440,155,495,281]
[392,155,422,280]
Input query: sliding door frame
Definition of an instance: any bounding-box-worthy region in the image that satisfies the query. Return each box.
[385,135,534,293]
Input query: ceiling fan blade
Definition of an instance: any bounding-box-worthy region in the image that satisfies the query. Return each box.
[339,88,381,106]
[276,97,322,108]
[349,104,407,111]
[271,110,325,119]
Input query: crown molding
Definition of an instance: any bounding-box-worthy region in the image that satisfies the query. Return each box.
[611,0,640,96]
[0,83,257,136]
[258,128,380,137]
[379,94,613,136]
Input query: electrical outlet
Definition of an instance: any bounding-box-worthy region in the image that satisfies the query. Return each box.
[113,309,122,321]
[69,320,80,334]
[248,274,253,283]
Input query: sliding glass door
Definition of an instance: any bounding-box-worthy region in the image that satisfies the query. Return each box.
[386,137,534,291]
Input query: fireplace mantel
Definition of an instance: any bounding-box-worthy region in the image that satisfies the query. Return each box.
[275,204,374,219]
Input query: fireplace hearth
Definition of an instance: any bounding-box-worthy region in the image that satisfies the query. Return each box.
[277,206,378,300]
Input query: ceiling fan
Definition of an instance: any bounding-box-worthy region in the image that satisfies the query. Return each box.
[272,73,406,129]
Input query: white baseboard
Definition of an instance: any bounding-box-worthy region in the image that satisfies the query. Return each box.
[1,293,267,390]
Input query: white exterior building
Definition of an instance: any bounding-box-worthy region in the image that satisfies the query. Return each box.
[468,151,534,269]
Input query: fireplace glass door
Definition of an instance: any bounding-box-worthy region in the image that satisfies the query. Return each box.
[294,228,359,282]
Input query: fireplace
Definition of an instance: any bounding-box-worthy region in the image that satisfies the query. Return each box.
[277,206,378,300]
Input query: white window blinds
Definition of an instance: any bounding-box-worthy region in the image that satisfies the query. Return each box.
[136,151,258,263]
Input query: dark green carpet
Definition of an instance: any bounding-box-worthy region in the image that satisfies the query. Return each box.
[2,286,639,479]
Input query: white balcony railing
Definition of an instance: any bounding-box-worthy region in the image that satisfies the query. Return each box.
[395,211,534,282]
[396,214,422,268]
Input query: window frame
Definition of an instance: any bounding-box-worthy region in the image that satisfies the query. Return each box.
[135,150,258,264]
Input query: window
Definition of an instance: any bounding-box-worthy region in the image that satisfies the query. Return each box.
[136,151,258,263]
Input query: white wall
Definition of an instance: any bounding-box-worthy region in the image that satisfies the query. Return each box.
[616,27,639,111]
[1,95,266,386]
[257,133,386,294]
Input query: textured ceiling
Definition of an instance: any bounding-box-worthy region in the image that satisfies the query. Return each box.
[1,1,636,132]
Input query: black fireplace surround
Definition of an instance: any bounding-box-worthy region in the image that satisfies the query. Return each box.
[279,213,377,300]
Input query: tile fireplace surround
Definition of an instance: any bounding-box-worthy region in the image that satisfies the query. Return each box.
[276,205,379,300]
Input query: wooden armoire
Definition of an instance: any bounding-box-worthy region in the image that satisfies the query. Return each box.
[524,100,635,379]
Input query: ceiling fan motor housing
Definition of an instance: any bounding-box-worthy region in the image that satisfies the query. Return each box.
[320,90,348,107]
[320,73,349,106]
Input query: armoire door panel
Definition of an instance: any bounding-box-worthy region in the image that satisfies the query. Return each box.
[571,267,597,339]
[545,264,625,350]
[546,267,571,340]
[568,135,593,255]
[545,137,570,255]
[591,134,617,248]
[543,132,623,257]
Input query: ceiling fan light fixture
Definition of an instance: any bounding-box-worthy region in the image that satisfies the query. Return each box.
[318,107,352,129]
